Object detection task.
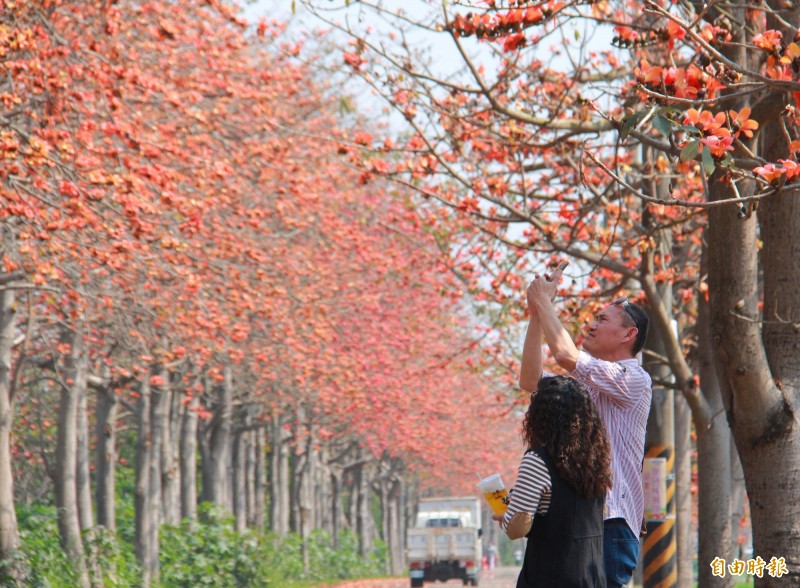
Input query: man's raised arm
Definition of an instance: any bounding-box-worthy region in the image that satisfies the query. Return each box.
[519,313,543,391]
[519,262,578,389]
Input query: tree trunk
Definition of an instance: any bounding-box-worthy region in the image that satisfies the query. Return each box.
[76,359,93,532]
[729,439,747,560]
[180,393,198,520]
[0,279,21,571]
[355,461,374,556]
[155,363,179,525]
[253,426,265,530]
[696,291,734,588]
[388,476,404,575]
[377,473,394,575]
[291,416,311,573]
[331,467,343,548]
[135,376,158,586]
[752,126,800,581]
[708,166,799,585]
[95,383,117,532]
[704,5,800,583]
[233,418,247,532]
[270,411,291,535]
[55,326,90,588]
[148,370,163,544]
[673,392,693,588]
[201,365,233,510]
[641,224,677,588]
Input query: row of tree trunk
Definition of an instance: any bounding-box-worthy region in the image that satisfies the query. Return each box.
[0,303,410,586]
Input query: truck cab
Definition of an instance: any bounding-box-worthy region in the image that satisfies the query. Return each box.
[406,497,482,587]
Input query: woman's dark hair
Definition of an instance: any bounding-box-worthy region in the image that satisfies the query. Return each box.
[522,376,612,498]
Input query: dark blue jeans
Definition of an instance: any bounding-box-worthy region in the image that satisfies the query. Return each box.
[603,518,639,588]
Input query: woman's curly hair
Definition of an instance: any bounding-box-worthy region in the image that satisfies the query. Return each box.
[522,376,612,498]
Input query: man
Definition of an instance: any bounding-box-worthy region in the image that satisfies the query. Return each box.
[519,261,651,588]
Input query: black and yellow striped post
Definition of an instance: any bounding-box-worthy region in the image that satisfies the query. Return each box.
[642,443,677,587]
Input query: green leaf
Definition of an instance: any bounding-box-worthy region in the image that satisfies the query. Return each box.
[653,115,672,138]
[702,146,716,176]
[679,140,700,163]
[719,153,734,168]
[620,110,646,140]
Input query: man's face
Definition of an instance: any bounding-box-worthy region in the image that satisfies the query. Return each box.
[582,304,635,359]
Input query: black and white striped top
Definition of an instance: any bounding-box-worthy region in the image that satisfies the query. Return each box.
[501,450,551,532]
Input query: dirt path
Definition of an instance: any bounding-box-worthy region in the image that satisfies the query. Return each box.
[323,566,520,588]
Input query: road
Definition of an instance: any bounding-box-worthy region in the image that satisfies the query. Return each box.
[324,566,520,588]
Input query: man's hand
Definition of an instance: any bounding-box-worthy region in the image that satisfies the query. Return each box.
[527,260,568,309]
[545,260,569,285]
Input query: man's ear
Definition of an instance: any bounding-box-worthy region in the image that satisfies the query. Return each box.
[622,326,638,345]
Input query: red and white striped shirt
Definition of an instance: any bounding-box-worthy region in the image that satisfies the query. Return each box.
[570,350,652,537]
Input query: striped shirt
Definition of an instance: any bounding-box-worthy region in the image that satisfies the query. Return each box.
[501,450,551,532]
[570,350,652,537]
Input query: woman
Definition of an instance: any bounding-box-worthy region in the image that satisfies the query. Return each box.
[499,375,612,587]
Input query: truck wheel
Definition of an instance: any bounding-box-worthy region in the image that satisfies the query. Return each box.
[410,579,423,588]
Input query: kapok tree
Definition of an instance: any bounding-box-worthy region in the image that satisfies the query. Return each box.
[298,0,800,584]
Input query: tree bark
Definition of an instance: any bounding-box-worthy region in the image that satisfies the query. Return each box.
[0,280,21,570]
[95,382,117,532]
[708,167,799,584]
[730,436,747,561]
[696,290,734,588]
[180,393,198,520]
[233,417,247,532]
[706,4,800,582]
[76,357,93,533]
[135,376,158,586]
[55,326,90,588]
[155,363,179,525]
[270,411,291,535]
[673,392,693,588]
[201,365,233,511]
[355,460,375,556]
[253,426,265,530]
[388,475,404,575]
[331,467,343,548]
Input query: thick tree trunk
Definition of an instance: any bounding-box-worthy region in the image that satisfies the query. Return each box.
[148,370,163,544]
[331,467,343,548]
[730,437,747,560]
[708,170,800,584]
[0,280,21,569]
[673,393,693,588]
[244,422,256,528]
[155,364,179,525]
[135,377,158,586]
[312,439,331,534]
[95,382,117,532]
[55,327,90,588]
[355,461,374,556]
[752,131,800,582]
[233,419,247,532]
[388,476,404,575]
[696,292,734,588]
[253,426,265,530]
[180,393,198,519]
[270,411,291,535]
[201,365,233,510]
[705,5,800,583]
[76,361,93,533]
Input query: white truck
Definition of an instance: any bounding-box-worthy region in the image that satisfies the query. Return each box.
[406,496,482,587]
